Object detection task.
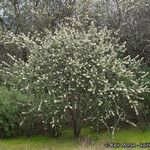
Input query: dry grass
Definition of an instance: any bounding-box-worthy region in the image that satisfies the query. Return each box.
[76,144,107,150]
[76,138,107,150]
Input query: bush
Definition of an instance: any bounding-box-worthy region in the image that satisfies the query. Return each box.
[0,87,24,137]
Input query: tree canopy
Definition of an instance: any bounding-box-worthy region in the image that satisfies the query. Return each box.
[1,23,149,138]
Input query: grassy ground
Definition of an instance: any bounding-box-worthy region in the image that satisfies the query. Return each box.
[0,128,150,150]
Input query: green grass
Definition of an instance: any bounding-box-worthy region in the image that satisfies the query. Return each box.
[0,128,150,150]
[113,128,150,143]
[111,128,150,150]
[0,136,78,150]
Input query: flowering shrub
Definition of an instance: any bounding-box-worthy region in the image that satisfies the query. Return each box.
[1,23,149,138]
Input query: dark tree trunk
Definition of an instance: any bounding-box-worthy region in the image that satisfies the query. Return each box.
[73,121,81,139]
[71,111,81,139]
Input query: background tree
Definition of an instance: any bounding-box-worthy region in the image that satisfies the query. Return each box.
[92,0,150,65]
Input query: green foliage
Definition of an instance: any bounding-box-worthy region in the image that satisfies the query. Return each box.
[0,86,28,137]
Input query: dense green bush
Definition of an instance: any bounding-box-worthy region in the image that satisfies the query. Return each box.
[0,87,24,137]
